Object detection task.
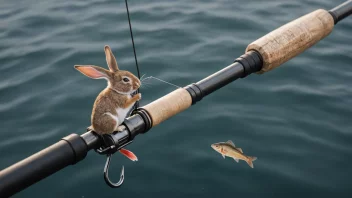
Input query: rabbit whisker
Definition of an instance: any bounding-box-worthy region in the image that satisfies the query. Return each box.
[141,83,151,88]
[140,85,150,90]
[140,80,153,85]
[140,74,147,81]
[146,76,181,88]
[141,76,153,82]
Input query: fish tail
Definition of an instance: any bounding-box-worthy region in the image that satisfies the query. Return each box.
[246,156,257,168]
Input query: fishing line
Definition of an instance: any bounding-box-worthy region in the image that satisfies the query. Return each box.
[123,0,141,109]
[124,0,140,79]
[123,1,180,108]
[142,76,181,88]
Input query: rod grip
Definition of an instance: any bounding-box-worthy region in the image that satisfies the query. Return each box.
[143,88,192,127]
[246,9,334,73]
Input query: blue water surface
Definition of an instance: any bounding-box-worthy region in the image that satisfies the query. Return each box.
[0,0,352,197]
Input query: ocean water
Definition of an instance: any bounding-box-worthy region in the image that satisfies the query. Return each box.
[1,0,352,197]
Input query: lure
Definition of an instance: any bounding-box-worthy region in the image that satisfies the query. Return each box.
[119,148,138,161]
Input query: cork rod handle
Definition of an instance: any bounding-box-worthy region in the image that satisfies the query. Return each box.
[143,88,192,127]
[246,9,335,73]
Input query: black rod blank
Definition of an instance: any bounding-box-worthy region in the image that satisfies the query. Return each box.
[329,0,352,24]
[185,51,263,104]
[196,62,245,97]
[0,134,88,197]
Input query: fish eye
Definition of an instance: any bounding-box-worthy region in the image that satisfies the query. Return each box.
[123,77,130,82]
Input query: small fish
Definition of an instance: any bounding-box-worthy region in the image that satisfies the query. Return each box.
[119,148,138,161]
[211,140,257,168]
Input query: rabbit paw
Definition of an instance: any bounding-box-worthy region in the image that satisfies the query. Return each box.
[87,125,94,132]
[117,125,126,132]
[136,93,142,101]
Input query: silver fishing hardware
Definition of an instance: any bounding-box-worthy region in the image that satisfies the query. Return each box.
[91,127,133,188]
[104,155,124,188]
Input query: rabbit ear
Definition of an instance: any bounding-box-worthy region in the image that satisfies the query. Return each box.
[104,45,119,72]
[74,65,110,80]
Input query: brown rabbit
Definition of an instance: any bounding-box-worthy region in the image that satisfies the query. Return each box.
[75,45,141,135]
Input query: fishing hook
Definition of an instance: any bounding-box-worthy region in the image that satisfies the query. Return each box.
[103,154,124,188]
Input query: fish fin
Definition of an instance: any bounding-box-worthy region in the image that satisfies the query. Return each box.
[222,154,225,159]
[119,148,138,161]
[237,148,243,153]
[233,158,239,163]
[226,140,235,147]
[246,156,257,168]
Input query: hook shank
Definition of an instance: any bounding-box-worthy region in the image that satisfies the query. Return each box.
[103,154,124,188]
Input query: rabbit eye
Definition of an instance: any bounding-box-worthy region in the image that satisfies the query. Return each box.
[123,77,130,82]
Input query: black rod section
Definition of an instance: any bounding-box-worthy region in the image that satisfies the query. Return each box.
[196,62,244,97]
[329,0,352,24]
[185,50,262,104]
[0,134,89,197]
[197,50,262,97]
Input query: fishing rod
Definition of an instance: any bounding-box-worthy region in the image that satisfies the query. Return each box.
[0,0,351,197]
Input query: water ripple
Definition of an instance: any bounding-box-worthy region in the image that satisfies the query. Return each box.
[1,0,352,197]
